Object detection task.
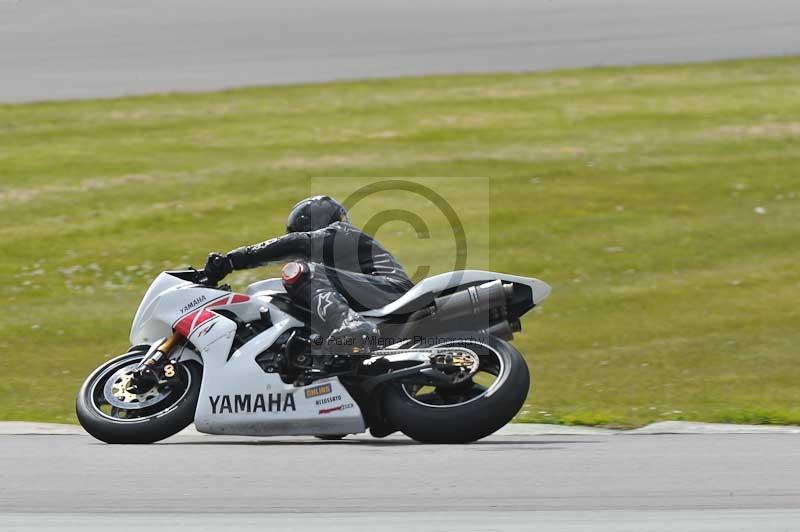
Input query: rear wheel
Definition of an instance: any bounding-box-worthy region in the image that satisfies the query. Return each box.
[382,333,529,443]
[76,349,202,444]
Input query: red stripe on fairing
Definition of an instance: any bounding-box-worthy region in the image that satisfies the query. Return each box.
[174,311,199,337]
[175,309,218,337]
[172,293,249,337]
[193,309,216,329]
[207,296,232,308]
[171,294,229,327]
[206,294,248,308]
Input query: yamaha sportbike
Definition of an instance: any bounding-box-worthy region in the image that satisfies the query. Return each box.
[77,268,550,443]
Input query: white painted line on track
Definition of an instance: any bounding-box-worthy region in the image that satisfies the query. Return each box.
[5,510,800,532]
[627,420,800,435]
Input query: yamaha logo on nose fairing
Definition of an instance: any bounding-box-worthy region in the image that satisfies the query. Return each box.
[208,393,296,414]
[179,295,207,315]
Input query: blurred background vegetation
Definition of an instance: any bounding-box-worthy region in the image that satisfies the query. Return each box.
[1,56,798,426]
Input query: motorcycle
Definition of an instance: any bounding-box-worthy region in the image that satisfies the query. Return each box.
[77,267,550,444]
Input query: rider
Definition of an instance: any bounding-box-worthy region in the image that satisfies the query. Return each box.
[204,195,414,353]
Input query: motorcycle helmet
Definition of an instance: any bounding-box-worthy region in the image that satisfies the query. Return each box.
[286,195,349,233]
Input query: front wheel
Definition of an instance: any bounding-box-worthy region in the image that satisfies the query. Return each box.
[382,333,530,443]
[76,349,202,444]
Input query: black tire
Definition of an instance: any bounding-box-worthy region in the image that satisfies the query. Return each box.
[76,350,202,444]
[382,333,530,444]
[314,434,347,441]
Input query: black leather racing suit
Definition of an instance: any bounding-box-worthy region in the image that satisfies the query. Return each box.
[227,222,413,347]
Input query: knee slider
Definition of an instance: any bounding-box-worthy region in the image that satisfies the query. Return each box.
[281,261,308,286]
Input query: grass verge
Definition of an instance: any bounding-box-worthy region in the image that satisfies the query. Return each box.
[1,57,799,426]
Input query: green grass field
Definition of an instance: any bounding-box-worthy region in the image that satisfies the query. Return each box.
[2,57,799,427]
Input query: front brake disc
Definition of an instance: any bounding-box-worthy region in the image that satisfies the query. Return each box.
[103,363,171,410]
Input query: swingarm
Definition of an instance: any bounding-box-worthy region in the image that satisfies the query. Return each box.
[360,347,480,393]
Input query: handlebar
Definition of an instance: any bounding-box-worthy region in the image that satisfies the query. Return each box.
[166,268,217,287]
[165,268,231,292]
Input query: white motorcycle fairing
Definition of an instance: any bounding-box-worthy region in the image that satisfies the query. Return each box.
[246,270,552,318]
[361,270,551,317]
[129,272,365,437]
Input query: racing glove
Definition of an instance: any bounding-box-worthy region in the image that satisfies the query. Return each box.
[204,252,234,284]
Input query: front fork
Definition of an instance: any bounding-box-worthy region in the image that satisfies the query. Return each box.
[130,332,184,391]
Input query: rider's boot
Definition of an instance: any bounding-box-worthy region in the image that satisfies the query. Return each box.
[323,306,380,354]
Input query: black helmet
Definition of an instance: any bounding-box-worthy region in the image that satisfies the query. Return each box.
[286,195,349,233]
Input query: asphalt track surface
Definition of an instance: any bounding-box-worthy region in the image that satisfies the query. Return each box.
[2,0,800,103]
[2,431,800,531]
